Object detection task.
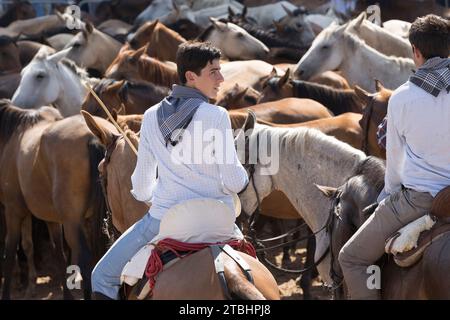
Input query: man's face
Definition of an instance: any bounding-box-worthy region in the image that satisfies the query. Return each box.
[187,59,224,99]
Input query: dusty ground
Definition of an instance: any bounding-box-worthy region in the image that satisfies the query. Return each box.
[6,218,331,300]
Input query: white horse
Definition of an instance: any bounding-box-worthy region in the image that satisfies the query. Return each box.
[12,49,94,117]
[346,12,413,59]
[199,18,269,61]
[236,112,366,286]
[246,1,299,29]
[294,24,415,91]
[63,23,122,75]
[383,19,411,40]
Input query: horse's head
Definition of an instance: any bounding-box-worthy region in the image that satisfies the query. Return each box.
[128,20,158,50]
[258,68,293,103]
[82,79,125,117]
[207,18,269,61]
[294,22,347,81]
[216,83,260,109]
[0,35,22,73]
[64,22,101,70]
[105,45,146,80]
[82,110,148,234]
[274,5,315,48]
[12,49,66,109]
[355,80,392,158]
[235,111,275,217]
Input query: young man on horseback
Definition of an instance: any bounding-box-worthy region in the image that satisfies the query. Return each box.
[91,41,249,300]
[339,14,450,299]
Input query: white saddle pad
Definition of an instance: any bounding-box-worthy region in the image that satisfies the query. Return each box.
[120,197,243,286]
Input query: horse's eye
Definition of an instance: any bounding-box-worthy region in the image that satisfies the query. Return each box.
[36,73,45,80]
[322,45,330,50]
[73,42,81,48]
[296,23,303,29]
[237,32,244,38]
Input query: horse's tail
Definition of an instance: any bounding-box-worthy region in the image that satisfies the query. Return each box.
[86,136,109,262]
[225,262,266,300]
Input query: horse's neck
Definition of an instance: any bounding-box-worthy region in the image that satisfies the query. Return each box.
[96,32,122,72]
[54,65,86,117]
[340,35,414,91]
[261,127,364,232]
[358,22,411,57]
[141,57,177,87]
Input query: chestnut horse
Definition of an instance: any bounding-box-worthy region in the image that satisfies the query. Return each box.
[105,45,179,88]
[81,111,281,300]
[128,20,186,62]
[0,100,112,299]
[0,1,36,27]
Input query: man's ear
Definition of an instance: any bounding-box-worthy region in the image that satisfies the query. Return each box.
[185,70,197,83]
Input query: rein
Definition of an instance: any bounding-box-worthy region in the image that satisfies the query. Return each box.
[239,161,332,274]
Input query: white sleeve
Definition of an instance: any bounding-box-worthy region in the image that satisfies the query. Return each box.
[130,114,157,203]
[215,111,249,194]
[384,96,405,195]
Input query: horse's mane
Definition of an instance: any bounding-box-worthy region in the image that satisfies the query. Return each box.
[125,80,170,97]
[255,124,365,165]
[265,76,362,114]
[60,58,89,80]
[0,99,57,144]
[155,22,186,43]
[352,156,385,193]
[138,55,178,87]
[197,24,215,41]
[93,78,117,93]
[224,18,303,49]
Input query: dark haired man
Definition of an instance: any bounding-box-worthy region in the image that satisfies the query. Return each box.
[339,14,450,299]
[91,41,248,299]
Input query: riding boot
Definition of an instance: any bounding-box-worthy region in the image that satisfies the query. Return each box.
[92,291,114,300]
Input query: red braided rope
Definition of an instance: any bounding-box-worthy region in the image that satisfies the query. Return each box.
[144,238,256,294]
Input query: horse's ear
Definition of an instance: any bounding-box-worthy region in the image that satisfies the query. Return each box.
[374,79,385,92]
[273,20,284,33]
[281,3,294,17]
[131,44,147,60]
[84,21,94,34]
[352,11,366,28]
[354,85,372,106]
[315,184,337,198]
[243,109,256,132]
[210,17,226,31]
[242,6,247,17]
[228,6,235,18]
[234,86,249,102]
[278,68,290,87]
[109,79,125,92]
[269,67,277,78]
[81,110,116,147]
[47,47,70,64]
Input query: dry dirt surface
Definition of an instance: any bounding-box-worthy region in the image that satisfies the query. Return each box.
[6,219,331,300]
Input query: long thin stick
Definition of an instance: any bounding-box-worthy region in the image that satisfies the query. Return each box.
[84,83,138,156]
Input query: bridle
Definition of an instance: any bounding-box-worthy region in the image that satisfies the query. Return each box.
[238,155,333,275]
[99,134,122,242]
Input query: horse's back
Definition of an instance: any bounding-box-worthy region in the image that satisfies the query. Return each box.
[132,247,280,300]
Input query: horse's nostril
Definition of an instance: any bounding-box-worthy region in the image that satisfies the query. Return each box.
[298,69,305,76]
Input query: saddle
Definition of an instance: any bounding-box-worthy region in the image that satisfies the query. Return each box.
[385,186,450,267]
[120,197,254,299]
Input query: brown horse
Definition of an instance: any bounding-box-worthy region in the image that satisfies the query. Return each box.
[82,78,170,118]
[354,80,390,159]
[317,156,450,299]
[0,100,113,299]
[258,69,363,115]
[128,20,186,62]
[105,45,179,88]
[0,36,22,73]
[0,72,21,99]
[216,83,260,109]
[232,98,332,124]
[81,111,281,300]
[0,1,36,27]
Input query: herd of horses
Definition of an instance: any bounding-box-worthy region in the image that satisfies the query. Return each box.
[0,0,449,300]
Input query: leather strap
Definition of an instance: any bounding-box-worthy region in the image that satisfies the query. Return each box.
[220,244,254,284]
[210,245,232,299]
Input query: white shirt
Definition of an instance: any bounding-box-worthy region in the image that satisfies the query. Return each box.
[381,80,450,200]
[130,102,249,220]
